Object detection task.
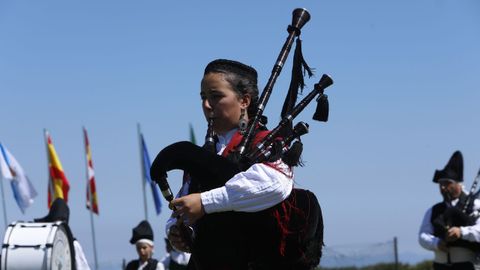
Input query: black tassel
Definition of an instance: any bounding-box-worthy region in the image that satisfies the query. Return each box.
[312,94,329,122]
[265,140,284,163]
[282,140,304,167]
[280,38,314,119]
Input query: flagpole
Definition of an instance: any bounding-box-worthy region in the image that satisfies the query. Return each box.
[84,127,99,270]
[87,183,99,270]
[44,129,54,208]
[0,143,9,228]
[137,123,148,221]
[0,172,8,228]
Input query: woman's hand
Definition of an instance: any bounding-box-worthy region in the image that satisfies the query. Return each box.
[167,219,191,253]
[171,193,205,226]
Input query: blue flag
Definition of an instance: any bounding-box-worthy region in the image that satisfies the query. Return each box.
[0,143,38,213]
[140,135,162,215]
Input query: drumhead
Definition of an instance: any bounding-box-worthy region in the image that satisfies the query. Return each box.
[1,221,74,270]
[49,223,73,270]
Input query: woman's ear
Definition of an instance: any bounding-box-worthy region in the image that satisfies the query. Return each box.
[240,94,251,109]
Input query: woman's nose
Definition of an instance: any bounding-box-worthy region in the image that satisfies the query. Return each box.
[203,99,212,110]
[204,99,216,113]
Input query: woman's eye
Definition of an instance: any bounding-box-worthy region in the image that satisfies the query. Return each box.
[211,94,222,100]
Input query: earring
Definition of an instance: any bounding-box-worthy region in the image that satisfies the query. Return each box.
[238,108,248,134]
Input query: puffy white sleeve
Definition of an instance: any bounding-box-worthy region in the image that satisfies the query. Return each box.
[418,207,440,251]
[460,199,480,242]
[200,160,293,213]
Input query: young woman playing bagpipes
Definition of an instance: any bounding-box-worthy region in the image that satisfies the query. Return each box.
[152,8,330,270]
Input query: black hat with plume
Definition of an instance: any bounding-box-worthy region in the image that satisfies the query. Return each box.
[433,150,464,183]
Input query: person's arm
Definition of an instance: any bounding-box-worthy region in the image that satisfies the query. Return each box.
[73,240,91,270]
[171,160,293,225]
[200,160,293,213]
[459,199,480,242]
[419,207,442,251]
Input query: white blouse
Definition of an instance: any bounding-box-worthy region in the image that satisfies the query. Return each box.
[166,129,293,233]
[200,129,293,213]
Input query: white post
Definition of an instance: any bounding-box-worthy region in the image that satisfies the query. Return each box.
[394,236,399,270]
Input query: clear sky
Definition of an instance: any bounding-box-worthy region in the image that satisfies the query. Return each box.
[1,0,479,268]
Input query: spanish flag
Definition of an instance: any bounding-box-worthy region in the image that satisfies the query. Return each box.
[84,127,99,214]
[45,130,70,208]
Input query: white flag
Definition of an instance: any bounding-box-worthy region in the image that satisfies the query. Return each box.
[0,143,37,213]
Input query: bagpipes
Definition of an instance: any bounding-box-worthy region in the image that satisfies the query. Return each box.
[151,73,332,192]
[151,6,333,207]
[433,168,480,250]
[458,168,480,217]
[151,8,331,269]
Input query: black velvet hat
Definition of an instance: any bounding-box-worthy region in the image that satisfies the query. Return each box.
[130,220,154,244]
[34,198,70,223]
[204,59,258,84]
[433,151,464,183]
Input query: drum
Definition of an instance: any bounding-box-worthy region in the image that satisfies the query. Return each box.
[1,221,74,270]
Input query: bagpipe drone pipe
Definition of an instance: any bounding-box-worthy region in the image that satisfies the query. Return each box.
[150,8,332,270]
[433,168,480,251]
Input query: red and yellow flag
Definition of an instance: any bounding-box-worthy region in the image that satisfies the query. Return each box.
[84,127,99,214]
[45,130,70,208]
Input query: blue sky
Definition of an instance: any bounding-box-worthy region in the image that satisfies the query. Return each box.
[1,0,479,268]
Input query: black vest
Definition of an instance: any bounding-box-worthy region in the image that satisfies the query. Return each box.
[431,194,480,251]
[125,259,158,270]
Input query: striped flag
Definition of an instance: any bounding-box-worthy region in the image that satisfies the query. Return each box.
[140,133,162,215]
[45,130,70,207]
[0,143,37,213]
[84,128,99,215]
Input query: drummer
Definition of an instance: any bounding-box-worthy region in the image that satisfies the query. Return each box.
[34,198,91,270]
